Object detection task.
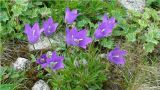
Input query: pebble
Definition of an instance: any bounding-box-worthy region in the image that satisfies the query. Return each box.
[32,80,50,90]
[118,0,145,12]
[12,57,31,70]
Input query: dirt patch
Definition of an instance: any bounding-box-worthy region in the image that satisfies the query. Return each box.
[1,40,29,66]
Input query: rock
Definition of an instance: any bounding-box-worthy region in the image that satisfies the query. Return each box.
[28,36,52,51]
[49,32,65,50]
[32,80,50,90]
[136,84,160,90]
[12,57,31,70]
[100,54,107,58]
[118,0,145,12]
[28,33,65,51]
[46,51,52,58]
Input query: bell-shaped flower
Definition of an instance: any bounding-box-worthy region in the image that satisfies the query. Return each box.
[24,23,43,44]
[107,46,127,65]
[36,54,48,68]
[48,51,64,70]
[43,17,58,36]
[66,27,92,49]
[94,14,116,39]
[65,7,78,24]
[36,51,64,71]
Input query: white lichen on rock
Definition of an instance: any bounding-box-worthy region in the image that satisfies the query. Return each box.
[13,57,31,70]
[118,0,145,12]
[32,80,50,90]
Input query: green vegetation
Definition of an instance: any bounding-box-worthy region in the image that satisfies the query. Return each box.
[0,0,159,90]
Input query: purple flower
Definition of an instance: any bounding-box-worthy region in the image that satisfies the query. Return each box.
[48,51,64,70]
[94,14,116,39]
[24,23,43,44]
[43,17,58,36]
[107,46,127,65]
[36,51,64,71]
[66,27,92,49]
[65,7,78,24]
[36,54,48,68]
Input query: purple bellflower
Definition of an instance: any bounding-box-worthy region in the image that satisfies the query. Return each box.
[48,51,64,70]
[107,46,127,65]
[36,51,64,71]
[65,7,78,24]
[43,17,58,36]
[94,14,116,39]
[66,27,92,49]
[36,54,48,68]
[24,23,43,44]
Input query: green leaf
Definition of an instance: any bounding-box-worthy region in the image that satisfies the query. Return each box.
[0,84,15,90]
[39,7,51,17]
[11,0,28,17]
[131,11,141,17]
[146,0,157,6]
[138,19,148,28]
[126,32,136,42]
[15,33,25,40]
[151,10,159,21]
[11,5,23,16]
[145,33,159,45]
[0,67,7,81]
[145,24,160,44]
[77,19,88,28]
[15,0,28,5]
[33,1,43,5]
[26,8,39,18]
[11,73,20,78]
[0,12,9,22]
[100,38,114,49]
[142,12,150,20]
[143,43,155,53]
[30,54,36,62]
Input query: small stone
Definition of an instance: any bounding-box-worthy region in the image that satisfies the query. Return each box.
[49,32,65,50]
[32,80,50,90]
[100,54,107,58]
[12,57,31,70]
[118,0,145,12]
[46,51,52,58]
[28,36,52,51]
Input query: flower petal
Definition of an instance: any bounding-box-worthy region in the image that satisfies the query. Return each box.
[79,37,92,49]
[102,14,108,23]
[24,24,31,34]
[65,7,78,24]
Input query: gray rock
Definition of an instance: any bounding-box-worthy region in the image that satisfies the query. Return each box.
[12,57,31,70]
[28,36,52,51]
[49,32,65,50]
[32,80,50,90]
[118,0,145,12]
[100,54,107,58]
[28,33,65,51]
[46,51,52,58]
